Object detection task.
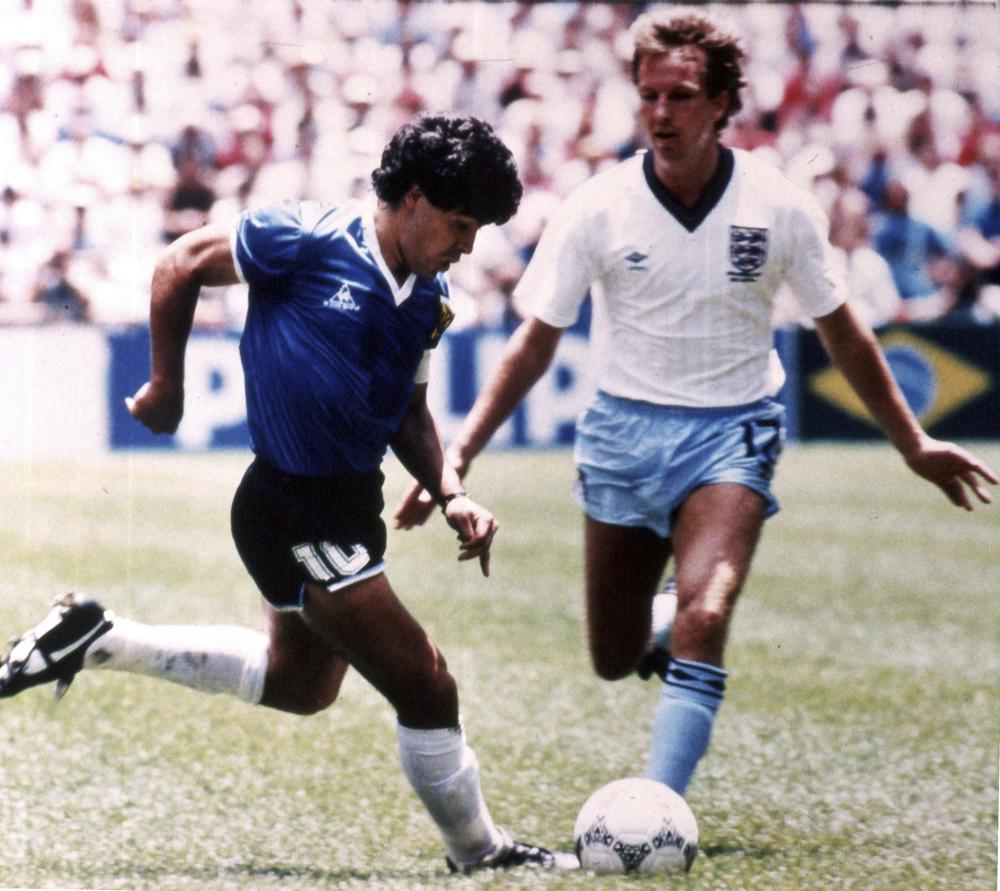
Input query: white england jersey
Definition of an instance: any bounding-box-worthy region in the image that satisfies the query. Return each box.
[514,148,847,407]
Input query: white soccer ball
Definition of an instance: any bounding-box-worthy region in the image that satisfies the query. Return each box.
[573,777,698,875]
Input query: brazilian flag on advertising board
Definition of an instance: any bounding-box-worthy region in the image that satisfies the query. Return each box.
[800,326,999,440]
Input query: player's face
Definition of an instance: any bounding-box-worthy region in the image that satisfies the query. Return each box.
[400,192,481,279]
[636,48,729,168]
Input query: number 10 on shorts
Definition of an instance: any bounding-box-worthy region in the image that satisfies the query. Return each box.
[293,541,370,583]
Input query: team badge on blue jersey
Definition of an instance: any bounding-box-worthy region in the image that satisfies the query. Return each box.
[428,300,455,346]
[727,226,769,282]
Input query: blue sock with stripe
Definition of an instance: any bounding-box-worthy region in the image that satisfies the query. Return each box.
[644,657,727,795]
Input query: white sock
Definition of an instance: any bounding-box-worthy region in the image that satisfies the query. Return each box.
[397,723,505,867]
[84,617,269,704]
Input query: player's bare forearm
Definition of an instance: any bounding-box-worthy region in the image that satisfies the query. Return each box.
[389,386,465,505]
[390,386,498,575]
[814,303,997,508]
[814,303,924,455]
[392,316,563,530]
[450,316,564,468]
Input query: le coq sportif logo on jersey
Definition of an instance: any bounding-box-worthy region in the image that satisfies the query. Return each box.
[323,283,360,312]
[727,226,769,283]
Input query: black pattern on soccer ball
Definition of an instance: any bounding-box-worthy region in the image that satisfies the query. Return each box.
[581,817,615,848]
[652,817,699,871]
[613,840,652,872]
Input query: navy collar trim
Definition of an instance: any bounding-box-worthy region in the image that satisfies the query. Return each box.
[642,146,734,233]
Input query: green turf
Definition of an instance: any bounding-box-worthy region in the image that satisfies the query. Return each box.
[0,444,997,890]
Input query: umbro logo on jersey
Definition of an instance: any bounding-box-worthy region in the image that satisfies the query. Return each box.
[323,283,360,312]
[625,251,648,271]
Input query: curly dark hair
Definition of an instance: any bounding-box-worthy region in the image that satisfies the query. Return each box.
[630,11,747,132]
[371,114,522,226]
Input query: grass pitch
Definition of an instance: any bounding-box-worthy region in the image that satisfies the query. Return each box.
[0,444,997,890]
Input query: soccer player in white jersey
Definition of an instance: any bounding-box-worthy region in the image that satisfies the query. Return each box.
[0,115,577,874]
[395,14,997,798]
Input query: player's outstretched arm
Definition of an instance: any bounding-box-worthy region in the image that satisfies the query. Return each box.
[393,317,564,529]
[814,303,997,510]
[127,224,239,434]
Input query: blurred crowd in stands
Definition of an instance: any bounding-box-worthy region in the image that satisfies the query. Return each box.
[1,0,999,330]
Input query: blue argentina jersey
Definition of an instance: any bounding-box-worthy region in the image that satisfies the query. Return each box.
[233,199,452,476]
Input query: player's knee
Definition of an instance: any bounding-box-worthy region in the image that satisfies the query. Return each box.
[677,602,731,653]
[592,659,633,682]
[588,620,649,680]
[285,679,341,716]
[261,658,343,716]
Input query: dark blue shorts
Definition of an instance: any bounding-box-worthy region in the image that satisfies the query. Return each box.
[230,458,388,611]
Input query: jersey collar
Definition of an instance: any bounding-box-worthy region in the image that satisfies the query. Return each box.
[362,200,416,306]
[642,146,734,233]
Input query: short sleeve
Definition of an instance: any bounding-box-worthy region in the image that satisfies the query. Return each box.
[413,351,431,385]
[512,188,601,328]
[232,201,304,288]
[782,195,849,319]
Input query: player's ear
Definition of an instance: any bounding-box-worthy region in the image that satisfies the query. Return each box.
[710,91,730,128]
[403,185,423,210]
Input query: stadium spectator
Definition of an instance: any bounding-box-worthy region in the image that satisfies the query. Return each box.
[162,152,217,244]
[31,248,92,323]
[835,10,873,69]
[957,93,1000,168]
[871,179,957,321]
[775,9,841,132]
[954,157,1000,323]
[0,1,997,329]
[394,10,997,803]
[170,123,216,172]
[829,188,903,329]
[0,113,577,876]
[859,148,892,211]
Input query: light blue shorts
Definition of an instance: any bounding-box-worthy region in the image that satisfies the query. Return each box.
[573,391,785,539]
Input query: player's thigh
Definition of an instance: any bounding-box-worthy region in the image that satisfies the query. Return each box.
[301,575,458,728]
[262,604,350,715]
[584,516,672,680]
[669,482,767,660]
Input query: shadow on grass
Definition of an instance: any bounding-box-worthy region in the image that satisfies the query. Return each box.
[206,860,447,885]
[701,839,831,863]
[79,859,450,889]
[701,841,783,860]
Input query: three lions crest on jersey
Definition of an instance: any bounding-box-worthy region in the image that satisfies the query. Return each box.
[727,226,769,282]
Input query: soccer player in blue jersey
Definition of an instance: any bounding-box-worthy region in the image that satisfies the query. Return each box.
[0,114,576,873]
[395,14,997,801]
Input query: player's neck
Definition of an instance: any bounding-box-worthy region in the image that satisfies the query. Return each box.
[373,204,410,286]
[650,143,721,209]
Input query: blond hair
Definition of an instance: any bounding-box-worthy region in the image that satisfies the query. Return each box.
[630,10,746,131]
